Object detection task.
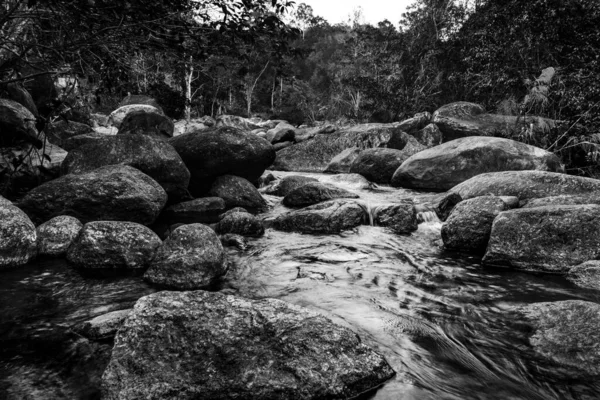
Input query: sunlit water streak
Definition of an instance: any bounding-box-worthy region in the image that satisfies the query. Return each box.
[2,171,600,399]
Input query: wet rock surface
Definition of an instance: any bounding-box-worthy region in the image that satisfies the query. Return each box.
[215,210,264,237]
[36,215,83,257]
[262,175,318,197]
[282,181,359,208]
[0,204,37,268]
[273,199,366,234]
[208,175,267,213]
[374,203,418,234]
[351,148,411,184]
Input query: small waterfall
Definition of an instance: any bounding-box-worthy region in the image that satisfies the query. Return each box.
[356,200,377,226]
[415,204,441,224]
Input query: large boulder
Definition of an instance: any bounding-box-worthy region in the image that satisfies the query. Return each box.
[101,291,395,399]
[61,135,190,201]
[163,197,226,224]
[208,175,267,213]
[391,137,564,191]
[262,175,318,197]
[36,215,83,257]
[108,104,163,128]
[482,205,600,273]
[324,147,361,174]
[0,204,37,268]
[282,182,359,208]
[0,98,43,148]
[215,210,265,237]
[67,221,161,270]
[441,196,508,252]
[117,110,174,139]
[61,132,106,151]
[143,224,226,290]
[119,94,162,110]
[267,121,297,144]
[432,101,559,141]
[374,203,418,234]
[273,199,367,234]
[45,120,95,148]
[18,165,167,225]
[169,126,275,196]
[451,170,600,201]
[350,148,411,184]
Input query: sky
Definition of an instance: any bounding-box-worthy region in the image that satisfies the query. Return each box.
[294,0,414,26]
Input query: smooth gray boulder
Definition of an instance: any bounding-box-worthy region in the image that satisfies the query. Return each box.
[108,104,163,128]
[350,148,411,184]
[101,290,395,399]
[391,136,564,191]
[36,215,83,257]
[119,94,162,110]
[483,205,600,272]
[273,199,367,234]
[215,210,264,237]
[324,147,361,174]
[67,221,161,270]
[208,175,267,213]
[374,203,418,234]
[144,224,226,290]
[0,204,37,268]
[282,182,359,208]
[18,165,168,225]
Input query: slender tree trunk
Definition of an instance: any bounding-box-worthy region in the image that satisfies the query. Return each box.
[183,55,193,121]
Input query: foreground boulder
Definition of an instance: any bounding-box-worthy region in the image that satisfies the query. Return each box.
[324,147,361,174]
[117,110,174,139]
[451,170,600,201]
[374,203,418,234]
[163,197,226,224]
[351,148,411,184]
[144,224,226,290]
[169,126,275,196]
[36,216,83,257]
[0,204,37,268]
[61,135,190,201]
[283,182,359,208]
[520,300,600,379]
[208,175,267,213]
[67,221,161,270]
[273,200,366,234]
[262,175,318,197]
[391,137,564,191]
[101,291,395,399]
[215,210,264,237]
[441,196,508,252]
[18,165,167,225]
[483,205,600,272]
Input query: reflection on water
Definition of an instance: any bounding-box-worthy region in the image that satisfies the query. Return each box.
[2,171,600,399]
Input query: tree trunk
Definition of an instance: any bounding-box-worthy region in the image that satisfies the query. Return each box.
[183,55,193,121]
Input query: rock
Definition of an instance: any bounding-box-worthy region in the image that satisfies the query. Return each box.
[101,291,394,399]
[257,171,276,188]
[36,215,83,257]
[0,140,67,188]
[0,98,43,148]
[215,114,262,130]
[173,119,209,136]
[61,133,106,151]
[0,194,11,206]
[350,148,411,184]
[108,105,163,128]
[566,261,600,290]
[45,120,94,148]
[273,199,366,234]
[18,165,167,225]
[144,224,226,290]
[522,193,600,209]
[391,137,564,191]
[215,210,264,237]
[0,204,37,268]
[322,173,375,190]
[434,192,463,222]
[61,135,190,201]
[451,170,600,201]
[432,101,559,141]
[218,207,249,220]
[273,141,293,151]
[482,205,600,272]
[283,182,359,208]
[441,196,508,252]
[374,203,418,234]
[397,112,431,133]
[67,221,161,270]
[520,300,600,378]
[272,124,415,172]
[219,233,247,249]
[117,110,174,139]
[6,83,38,116]
[169,126,275,196]
[324,147,361,174]
[267,122,297,144]
[412,123,442,147]
[262,175,318,197]
[119,94,162,111]
[90,113,109,127]
[499,196,520,209]
[77,309,132,340]
[24,71,57,116]
[164,197,226,224]
[208,175,267,213]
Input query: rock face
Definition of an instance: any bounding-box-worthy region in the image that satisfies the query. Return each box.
[374,203,418,234]
[0,204,37,268]
[391,137,564,191]
[273,200,366,234]
[101,290,395,400]
[169,126,275,196]
[36,215,83,257]
[61,135,190,201]
[77,309,132,340]
[520,300,600,378]
[434,192,463,222]
[215,210,264,237]
[482,205,600,272]
[522,193,600,208]
[350,148,411,184]
[282,182,359,208]
[144,224,226,290]
[432,101,558,141]
[441,196,508,252]
[451,170,600,201]
[18,165,167,225]
[324,147,361,174]
[108,104,163,128]
[208,175,267,213]
[164,197,226,224]
[67,221,161,270]
[263,175,318,197]
[117,110,175,139]
[567,261,600,290]
[412,123,443,147]
[0,98,43,148]
[272,124,415,172]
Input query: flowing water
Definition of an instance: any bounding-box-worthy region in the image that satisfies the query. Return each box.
[2,171,600,399]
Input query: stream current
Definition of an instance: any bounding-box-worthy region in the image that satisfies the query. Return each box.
[1,171,600,399]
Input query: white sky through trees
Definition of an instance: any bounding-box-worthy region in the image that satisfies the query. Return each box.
[294,0,413,26]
